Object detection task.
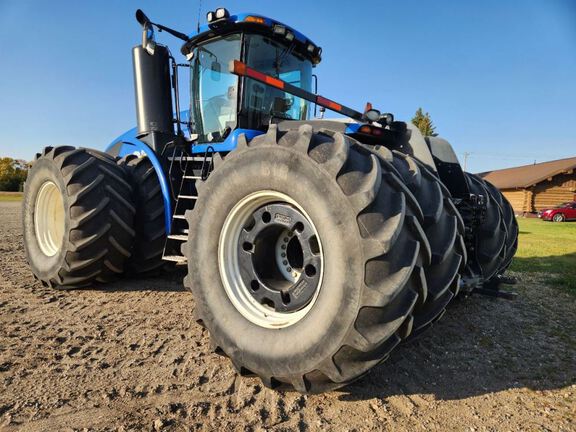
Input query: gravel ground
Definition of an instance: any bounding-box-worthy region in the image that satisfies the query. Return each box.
[1,200,575,431]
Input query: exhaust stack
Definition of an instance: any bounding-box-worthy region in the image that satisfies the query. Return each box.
[132,44,174,152]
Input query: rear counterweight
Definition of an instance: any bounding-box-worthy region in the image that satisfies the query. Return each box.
[132,45,174,152]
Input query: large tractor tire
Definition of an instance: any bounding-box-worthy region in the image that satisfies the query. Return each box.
[387,151,466,334]
[481,179,518,275]
[23,146,135,289]
[464,173,507,280]
[183,125,429,392]
[118,155,168,275]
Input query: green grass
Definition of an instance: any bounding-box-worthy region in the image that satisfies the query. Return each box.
[510,218,576,293]
[0,192,22,201]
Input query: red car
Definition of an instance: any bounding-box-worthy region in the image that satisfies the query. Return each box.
[539,201,576,222]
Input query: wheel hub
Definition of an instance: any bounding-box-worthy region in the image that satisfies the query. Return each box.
[237,203,321,313]
[34,180,65,257]
[218,191,324,329]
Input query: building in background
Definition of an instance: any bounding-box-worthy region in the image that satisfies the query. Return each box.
[479,157,576,215]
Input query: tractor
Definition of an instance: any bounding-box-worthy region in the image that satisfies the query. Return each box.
[22,8,518,392]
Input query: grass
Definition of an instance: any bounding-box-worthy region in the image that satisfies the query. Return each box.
[0,192,22,201]
[510,218,576,293]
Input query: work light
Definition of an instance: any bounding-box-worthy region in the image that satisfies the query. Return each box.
[273,24,287,36]
[215,8,229,19]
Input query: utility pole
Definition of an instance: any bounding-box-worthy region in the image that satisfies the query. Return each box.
[463,152,471,171]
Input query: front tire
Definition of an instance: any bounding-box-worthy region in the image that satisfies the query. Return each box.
[553,213,565,222]
[23,146,135,288]
[183,125,428,392]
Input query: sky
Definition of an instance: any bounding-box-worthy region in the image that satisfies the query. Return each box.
[0,0,575,173]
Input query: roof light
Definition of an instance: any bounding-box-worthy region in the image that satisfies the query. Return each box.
[307,43,315,53]
[285,31,295,41]
[273,24,287,35]
[244,16,266,24]
[215,8,229,19]
[206,11,215,23]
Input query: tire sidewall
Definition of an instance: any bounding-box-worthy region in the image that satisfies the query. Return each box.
[188,146,365,377]
[23,158,70,279]
[553,213,564,222]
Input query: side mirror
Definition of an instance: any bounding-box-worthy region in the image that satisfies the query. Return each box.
[364,109,381,122]
[135,9,151,27]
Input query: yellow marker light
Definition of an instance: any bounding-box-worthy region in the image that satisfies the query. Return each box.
[244,16,266,24]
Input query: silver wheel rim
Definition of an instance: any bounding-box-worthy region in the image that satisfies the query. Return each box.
[218,191,324,329]
[553,214,563,222]
[34,180,65,257]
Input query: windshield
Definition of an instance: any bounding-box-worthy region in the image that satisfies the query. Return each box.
[557,202,572,208]
[190,34,241,142]
[242,34,313,127]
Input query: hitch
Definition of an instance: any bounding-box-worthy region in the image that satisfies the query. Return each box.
[474,274,518,300]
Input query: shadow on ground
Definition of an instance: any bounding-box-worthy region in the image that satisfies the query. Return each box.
[338,274,576,401]
[96,268,188,293]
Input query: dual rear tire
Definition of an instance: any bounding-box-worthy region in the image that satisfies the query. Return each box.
[23,148,168,289]
[464,173,518,280]
[23,147,136,288]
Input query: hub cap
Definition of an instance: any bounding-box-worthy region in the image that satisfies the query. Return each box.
[34,180,65,256]
[219,191,324,329]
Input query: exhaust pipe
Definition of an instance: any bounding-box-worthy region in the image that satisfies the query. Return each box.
[132,44,174,153]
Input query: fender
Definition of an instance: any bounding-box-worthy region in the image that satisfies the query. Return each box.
[426,136,470,198]
[105,128,173,233]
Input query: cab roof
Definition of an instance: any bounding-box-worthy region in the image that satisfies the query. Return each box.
[181,12,322,64]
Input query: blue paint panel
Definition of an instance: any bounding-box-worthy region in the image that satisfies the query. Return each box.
[192,129,264,153]
[344,123,360,134]
[105,134,173,233]
[188,13,318,47]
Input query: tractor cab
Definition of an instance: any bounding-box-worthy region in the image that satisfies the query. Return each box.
[181,10,321,145]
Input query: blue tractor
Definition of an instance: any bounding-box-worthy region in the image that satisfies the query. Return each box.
[22,8,518,392]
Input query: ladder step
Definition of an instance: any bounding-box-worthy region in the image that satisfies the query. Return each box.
[173,214,187,220]
[178,195,198,200]
[167,234,188,241]
[163,255,187,263]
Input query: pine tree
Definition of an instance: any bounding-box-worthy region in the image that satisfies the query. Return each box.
[411,107,438,137]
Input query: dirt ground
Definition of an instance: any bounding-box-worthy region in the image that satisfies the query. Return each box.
[1,201,575,432]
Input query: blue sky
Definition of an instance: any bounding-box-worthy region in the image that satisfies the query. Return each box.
[0,0,574,173]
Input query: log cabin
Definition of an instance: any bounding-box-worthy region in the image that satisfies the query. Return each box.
[479,157,576,215]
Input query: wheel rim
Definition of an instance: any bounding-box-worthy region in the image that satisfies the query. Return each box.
[34,180,65,257]
[219,191,324,329]
[553,214,563,222]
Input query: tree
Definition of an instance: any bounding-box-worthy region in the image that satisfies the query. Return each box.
[0,157,28,191]
[411,107,438,137]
